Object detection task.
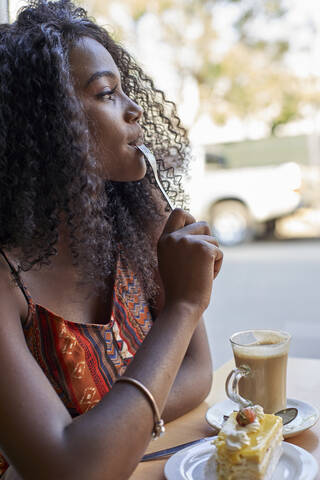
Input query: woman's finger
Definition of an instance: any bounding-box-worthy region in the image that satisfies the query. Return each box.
[181,233,219,248]
[161,208,195,234]
[190,236,223,279]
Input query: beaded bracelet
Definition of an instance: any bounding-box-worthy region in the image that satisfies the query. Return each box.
[115,376,165,439]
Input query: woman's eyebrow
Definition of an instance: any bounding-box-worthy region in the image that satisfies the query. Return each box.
[85,70,117,89]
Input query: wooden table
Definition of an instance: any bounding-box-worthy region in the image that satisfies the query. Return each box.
[130,357,320,479]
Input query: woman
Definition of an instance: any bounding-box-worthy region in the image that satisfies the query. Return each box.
[0,1,223,478]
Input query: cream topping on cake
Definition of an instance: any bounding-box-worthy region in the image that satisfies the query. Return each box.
[211,405,283,480]
[221,405,264,451]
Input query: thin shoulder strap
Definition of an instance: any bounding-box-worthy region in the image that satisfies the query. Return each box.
[0,249,31,307]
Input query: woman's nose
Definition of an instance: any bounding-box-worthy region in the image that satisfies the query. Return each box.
[124,98,143,123]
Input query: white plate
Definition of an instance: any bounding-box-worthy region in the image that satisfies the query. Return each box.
[164,439,319,480]
[205,398,319,439]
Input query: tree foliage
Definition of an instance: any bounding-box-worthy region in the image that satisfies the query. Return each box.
[85,0,320,136]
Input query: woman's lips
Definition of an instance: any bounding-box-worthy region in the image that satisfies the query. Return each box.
[128,135,144,147]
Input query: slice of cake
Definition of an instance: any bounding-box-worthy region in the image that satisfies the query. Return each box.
[212,405,283,480]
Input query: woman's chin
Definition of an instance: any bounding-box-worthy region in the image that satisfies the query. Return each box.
[122,150,148,181]
[97,149,147,181]
[123,169,147,182]
[106,166,147,182]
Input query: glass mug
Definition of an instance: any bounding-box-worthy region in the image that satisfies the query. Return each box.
[225,329,291,414]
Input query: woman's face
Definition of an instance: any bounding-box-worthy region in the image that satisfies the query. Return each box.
[69,36,146,181]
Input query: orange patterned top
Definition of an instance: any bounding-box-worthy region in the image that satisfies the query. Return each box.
[0,253,153,476]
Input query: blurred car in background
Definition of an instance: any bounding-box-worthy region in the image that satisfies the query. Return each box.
[200,153,301,245]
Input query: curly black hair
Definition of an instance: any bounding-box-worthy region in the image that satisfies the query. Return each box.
[0,0,190,299]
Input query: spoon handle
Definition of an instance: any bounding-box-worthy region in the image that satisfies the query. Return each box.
[136,144,175,211]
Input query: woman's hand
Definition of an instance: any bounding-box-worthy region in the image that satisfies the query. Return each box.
[157,208,223,315]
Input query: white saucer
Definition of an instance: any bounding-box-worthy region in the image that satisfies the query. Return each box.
[164,439,319,480]
[205,398,319,439]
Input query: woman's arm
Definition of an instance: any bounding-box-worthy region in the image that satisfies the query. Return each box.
[0,210,222,480]
[1,466,21,480]
[150,210,217,423]
[150,271,213,422]
[162,318,213,423]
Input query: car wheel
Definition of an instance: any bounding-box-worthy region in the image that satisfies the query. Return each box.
[210,200,254,246]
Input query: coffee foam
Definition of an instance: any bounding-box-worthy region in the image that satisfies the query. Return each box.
[233,345,288,358]
[232,332,290,358]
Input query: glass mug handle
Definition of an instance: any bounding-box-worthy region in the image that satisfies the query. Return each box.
[225,365,252,408]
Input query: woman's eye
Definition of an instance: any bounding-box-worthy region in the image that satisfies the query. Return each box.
[97,87,117,101]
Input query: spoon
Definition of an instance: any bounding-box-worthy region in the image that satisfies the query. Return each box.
[136,144,174,210]
[275,407,298,425]
[223,407,298,426]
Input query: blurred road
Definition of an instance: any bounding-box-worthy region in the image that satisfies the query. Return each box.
[204,239,320,369]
